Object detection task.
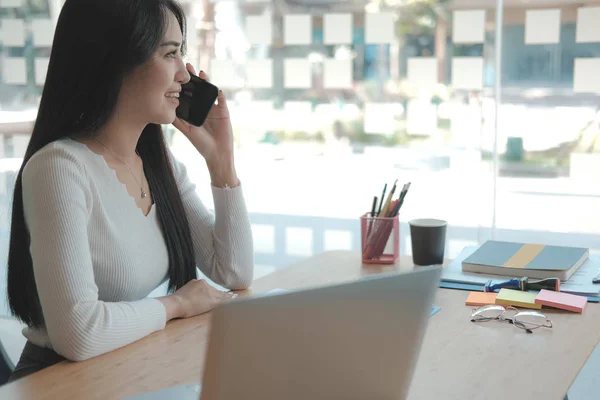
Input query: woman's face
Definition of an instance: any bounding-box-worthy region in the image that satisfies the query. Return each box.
[119,12,190,126]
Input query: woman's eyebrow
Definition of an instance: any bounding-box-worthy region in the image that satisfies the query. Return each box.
[160,40,181,48]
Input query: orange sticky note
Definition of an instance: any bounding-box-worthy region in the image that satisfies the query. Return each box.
[466,292,497,306]
[535,289,587,313]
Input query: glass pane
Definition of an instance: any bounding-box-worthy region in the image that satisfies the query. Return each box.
[186,0,499,271]
[495,1,600,253]
[1,0,51,317]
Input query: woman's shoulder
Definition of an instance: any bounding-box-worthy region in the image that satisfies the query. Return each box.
[23,138,93,182]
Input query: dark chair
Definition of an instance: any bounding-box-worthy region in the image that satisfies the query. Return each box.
[0,339,14,385]
[0,316,25,385]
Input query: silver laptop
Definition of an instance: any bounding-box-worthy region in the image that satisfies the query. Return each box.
[127,265,441,400]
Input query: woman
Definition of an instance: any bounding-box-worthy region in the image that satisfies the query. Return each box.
[6,0,254,380]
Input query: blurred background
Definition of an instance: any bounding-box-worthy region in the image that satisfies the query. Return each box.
[2,0,600,315]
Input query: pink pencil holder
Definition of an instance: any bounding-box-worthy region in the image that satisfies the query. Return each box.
[360,213,400,264]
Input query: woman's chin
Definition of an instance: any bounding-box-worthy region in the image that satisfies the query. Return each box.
[151,110,178,125]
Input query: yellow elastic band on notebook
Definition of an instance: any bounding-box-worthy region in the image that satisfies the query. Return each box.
[502,243,545,269]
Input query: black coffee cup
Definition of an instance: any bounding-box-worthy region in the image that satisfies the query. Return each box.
[409,219,447,266]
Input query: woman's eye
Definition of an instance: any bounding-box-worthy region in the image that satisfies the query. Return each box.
[167,51,177,58]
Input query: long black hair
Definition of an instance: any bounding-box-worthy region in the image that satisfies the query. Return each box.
[7,0,197,328]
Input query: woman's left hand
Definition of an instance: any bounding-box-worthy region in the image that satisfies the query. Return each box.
[172,64,238,187]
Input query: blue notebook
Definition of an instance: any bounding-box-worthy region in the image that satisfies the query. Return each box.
[462,240,588,280]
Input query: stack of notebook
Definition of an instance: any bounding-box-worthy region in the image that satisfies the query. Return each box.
[461,240,589,281]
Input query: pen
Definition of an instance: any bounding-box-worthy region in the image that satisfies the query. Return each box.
[367,196,378,238]
[376,184,387,216]
[391,198,402,216]
[370,196,378,218]
[396,182,411,213]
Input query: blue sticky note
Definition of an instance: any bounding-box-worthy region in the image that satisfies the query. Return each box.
[430,306,441,316]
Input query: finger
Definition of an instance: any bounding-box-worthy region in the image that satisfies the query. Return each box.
[186,63,197,76]
[198,70,210,81]
[224,292,238,302]
[171,117,190,136]
[220,291,237,300]
[216,90,227,107]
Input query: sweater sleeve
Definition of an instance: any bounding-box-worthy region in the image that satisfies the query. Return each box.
[168,150,254,290]
[22,147,167,362]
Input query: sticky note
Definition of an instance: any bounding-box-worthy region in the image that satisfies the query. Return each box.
[209,59,238,89]
[452,57,484,90]
[525,9,561,45]
[247,101,274,116]
[406,100,437,136]
[35,58,50,86]
[284,101,312,114]
[246,59,272,88]
[3,58,27,85]
[407,57,437,90]
[364,103,396,135]
[1,19,26,47]
[234,101,274,130]
[323,13,352,45]
[535,289,587,313]
[246,15,272,45]
[466,292,497,306]
[284,14,311,45]
[577,7,600,43]
[451,104,482,146]
[573,58,600,94]
[323,59,352,89]
[365,12,395,44]
[0,0,24,7]
[314,103,337,117]
[453,10,486,44]
[32,19,54,47]
[495,289,542,310]
[283,101,313,132]
[284,58,311,88]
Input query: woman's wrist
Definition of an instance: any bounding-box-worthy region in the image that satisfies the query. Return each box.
[207,157,239,188]
[158,294,183,321]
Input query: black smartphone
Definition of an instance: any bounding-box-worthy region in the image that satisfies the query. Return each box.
[176,73,219,127]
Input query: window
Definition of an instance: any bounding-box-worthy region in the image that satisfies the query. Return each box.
[2,0,600,316]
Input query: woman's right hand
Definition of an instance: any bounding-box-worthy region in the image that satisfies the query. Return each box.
[158,279,237,321]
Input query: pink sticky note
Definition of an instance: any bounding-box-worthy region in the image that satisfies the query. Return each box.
[534,289,587,313]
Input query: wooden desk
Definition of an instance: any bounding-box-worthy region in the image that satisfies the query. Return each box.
[1,251,599,400]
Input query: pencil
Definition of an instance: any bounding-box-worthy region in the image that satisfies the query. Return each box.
[379,179,398,217]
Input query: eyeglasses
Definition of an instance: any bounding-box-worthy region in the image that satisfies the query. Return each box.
[470,305,553,334]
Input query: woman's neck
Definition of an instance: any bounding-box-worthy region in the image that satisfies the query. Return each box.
[94,116,146,164]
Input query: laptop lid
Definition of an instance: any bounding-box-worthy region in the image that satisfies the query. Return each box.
[201,265,441,400]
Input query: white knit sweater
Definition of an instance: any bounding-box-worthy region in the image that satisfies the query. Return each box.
[20,138,254,361]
